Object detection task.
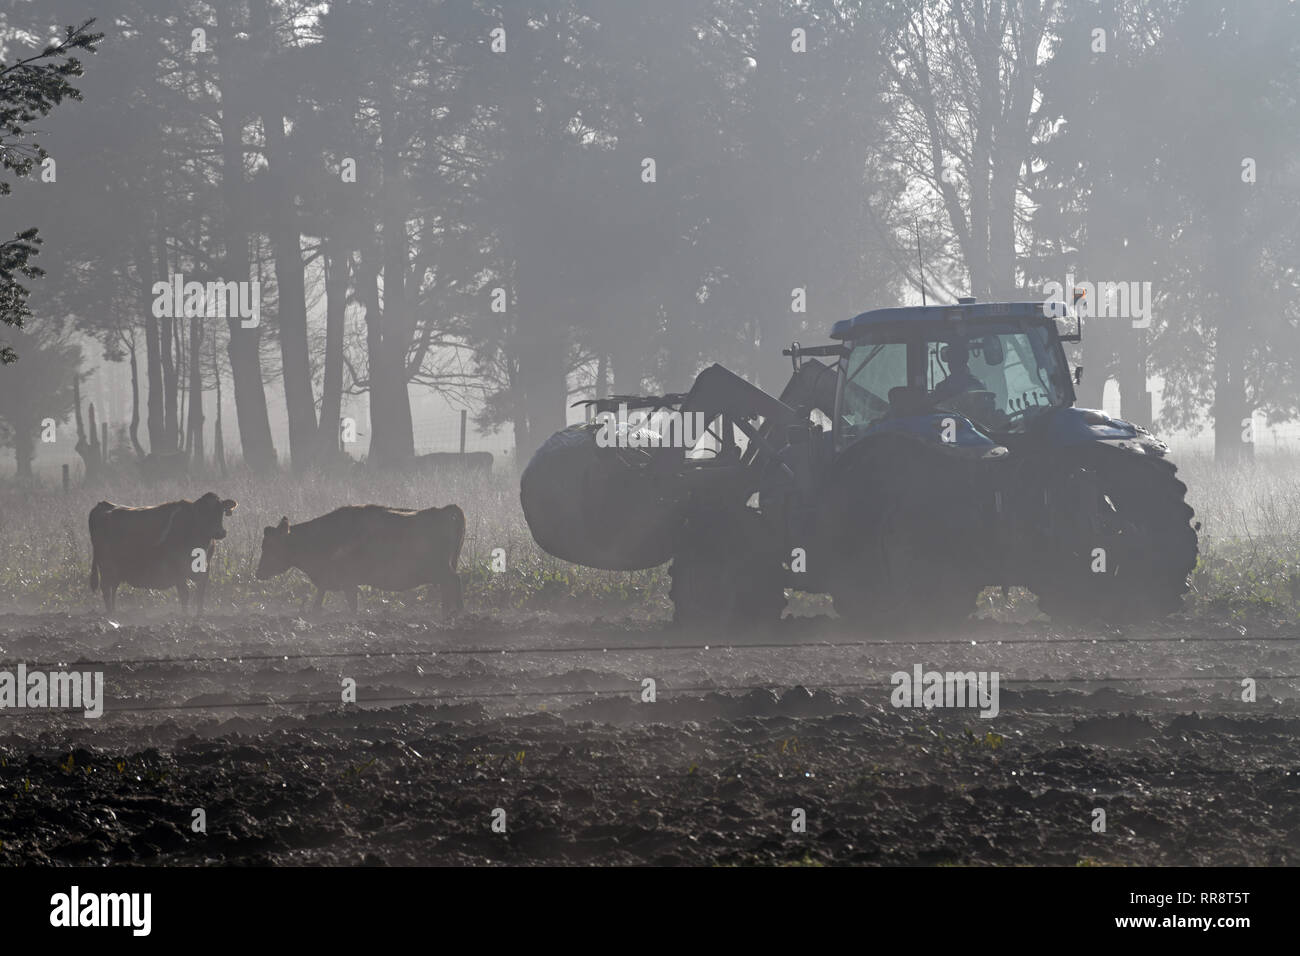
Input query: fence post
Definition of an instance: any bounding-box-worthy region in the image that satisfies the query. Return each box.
[62,464,70,493]
[459,409,467,455]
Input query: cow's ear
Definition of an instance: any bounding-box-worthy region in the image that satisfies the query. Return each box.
[222,498,238,515]
[277,516,290,533]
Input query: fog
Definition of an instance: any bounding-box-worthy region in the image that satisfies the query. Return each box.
[0,0,1293,479]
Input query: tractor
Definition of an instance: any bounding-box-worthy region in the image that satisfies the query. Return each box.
[520,298,1198,630]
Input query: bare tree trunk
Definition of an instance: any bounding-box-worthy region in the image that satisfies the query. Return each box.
[965,3,997,298]
[13,426,34,479]
[177,317,188,454]
[250,0,316,472]
[127,337,146,458]
[1074,350,1107,411]
[215,3,277,473]
[212,329,227,477]
[1212,209,1252,463]
[188,314,205,467]
[136,237,165,453]
[364,97,417,468]
[1116,328,1151,428]
[1214,345,1251,463]
[505,348,527,466]
[158,235,179,452]
[989,3,1045,296]
[609,336,647,398]
[500,5,568,468]
[519,327,567,461]
[510,240,568,465]
[595,353,608,400]
[268,209,316,472]
[318,235,348,462]
[359,247,411,468]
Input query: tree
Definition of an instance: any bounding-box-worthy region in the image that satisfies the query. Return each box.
[1034,0,1300,455]
[880,0,1057,301]
[307,0,486,468]
[0,19,100,362]
[248,0,318,472]
[0,324,80,477]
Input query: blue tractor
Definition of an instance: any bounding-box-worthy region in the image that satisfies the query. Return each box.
[520,298,1198,630]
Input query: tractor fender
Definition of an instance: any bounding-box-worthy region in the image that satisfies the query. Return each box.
[1036,407,1169,456]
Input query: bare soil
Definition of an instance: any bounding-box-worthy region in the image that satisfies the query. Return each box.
[0,610,1297,865]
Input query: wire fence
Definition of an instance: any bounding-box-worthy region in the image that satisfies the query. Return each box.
[1,674,1295,719]
[6,631,1299,671]
[2,631,1297,718]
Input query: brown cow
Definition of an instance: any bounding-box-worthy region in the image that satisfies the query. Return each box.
[88,493,238,614]
[255,504,465,616]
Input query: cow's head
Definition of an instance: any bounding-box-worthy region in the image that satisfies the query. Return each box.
[195,491,238,541]
[256,517,292,579]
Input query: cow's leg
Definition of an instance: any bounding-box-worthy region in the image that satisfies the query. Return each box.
[103,580,116,613]
[439,567,463,619]
[312,587,327,614]
[176,577,190,614]
[345,585,359,615]
[195,574,208,616]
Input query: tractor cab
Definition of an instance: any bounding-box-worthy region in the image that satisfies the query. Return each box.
[828,301,1077,449]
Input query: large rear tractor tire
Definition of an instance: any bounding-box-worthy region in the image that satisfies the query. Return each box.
[1029,447,1197,624]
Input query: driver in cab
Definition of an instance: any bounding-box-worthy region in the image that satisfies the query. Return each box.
[932,341,985,402]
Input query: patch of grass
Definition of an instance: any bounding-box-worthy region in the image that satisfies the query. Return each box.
[1177,453,1300,623]
[0,467,670,618]
[964,729,1004,750]
[3,452,1299,621]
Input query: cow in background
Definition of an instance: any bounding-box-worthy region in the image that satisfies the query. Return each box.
[409,452,493,475]
[89,492,238,614]
[256,504,465,617]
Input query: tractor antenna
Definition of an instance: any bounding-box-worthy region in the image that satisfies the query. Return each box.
[915,218,928,307]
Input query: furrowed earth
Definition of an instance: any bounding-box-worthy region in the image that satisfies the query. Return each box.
[0,609,1297,866]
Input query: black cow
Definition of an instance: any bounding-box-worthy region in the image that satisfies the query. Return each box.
[88,492,238,614]
[256,504,464,616]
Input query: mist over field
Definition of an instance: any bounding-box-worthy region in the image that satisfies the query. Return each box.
[0,0,1297,896]
[3,0,1299,478]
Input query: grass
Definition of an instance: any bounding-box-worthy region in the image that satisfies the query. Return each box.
[1178,451,1300,622]
[0,465,669,617]
[0,450,1297,622]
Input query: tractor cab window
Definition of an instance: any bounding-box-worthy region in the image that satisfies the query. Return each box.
[838,341,909,440]
[927,323,1068,432]
[837,320,1070,444]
